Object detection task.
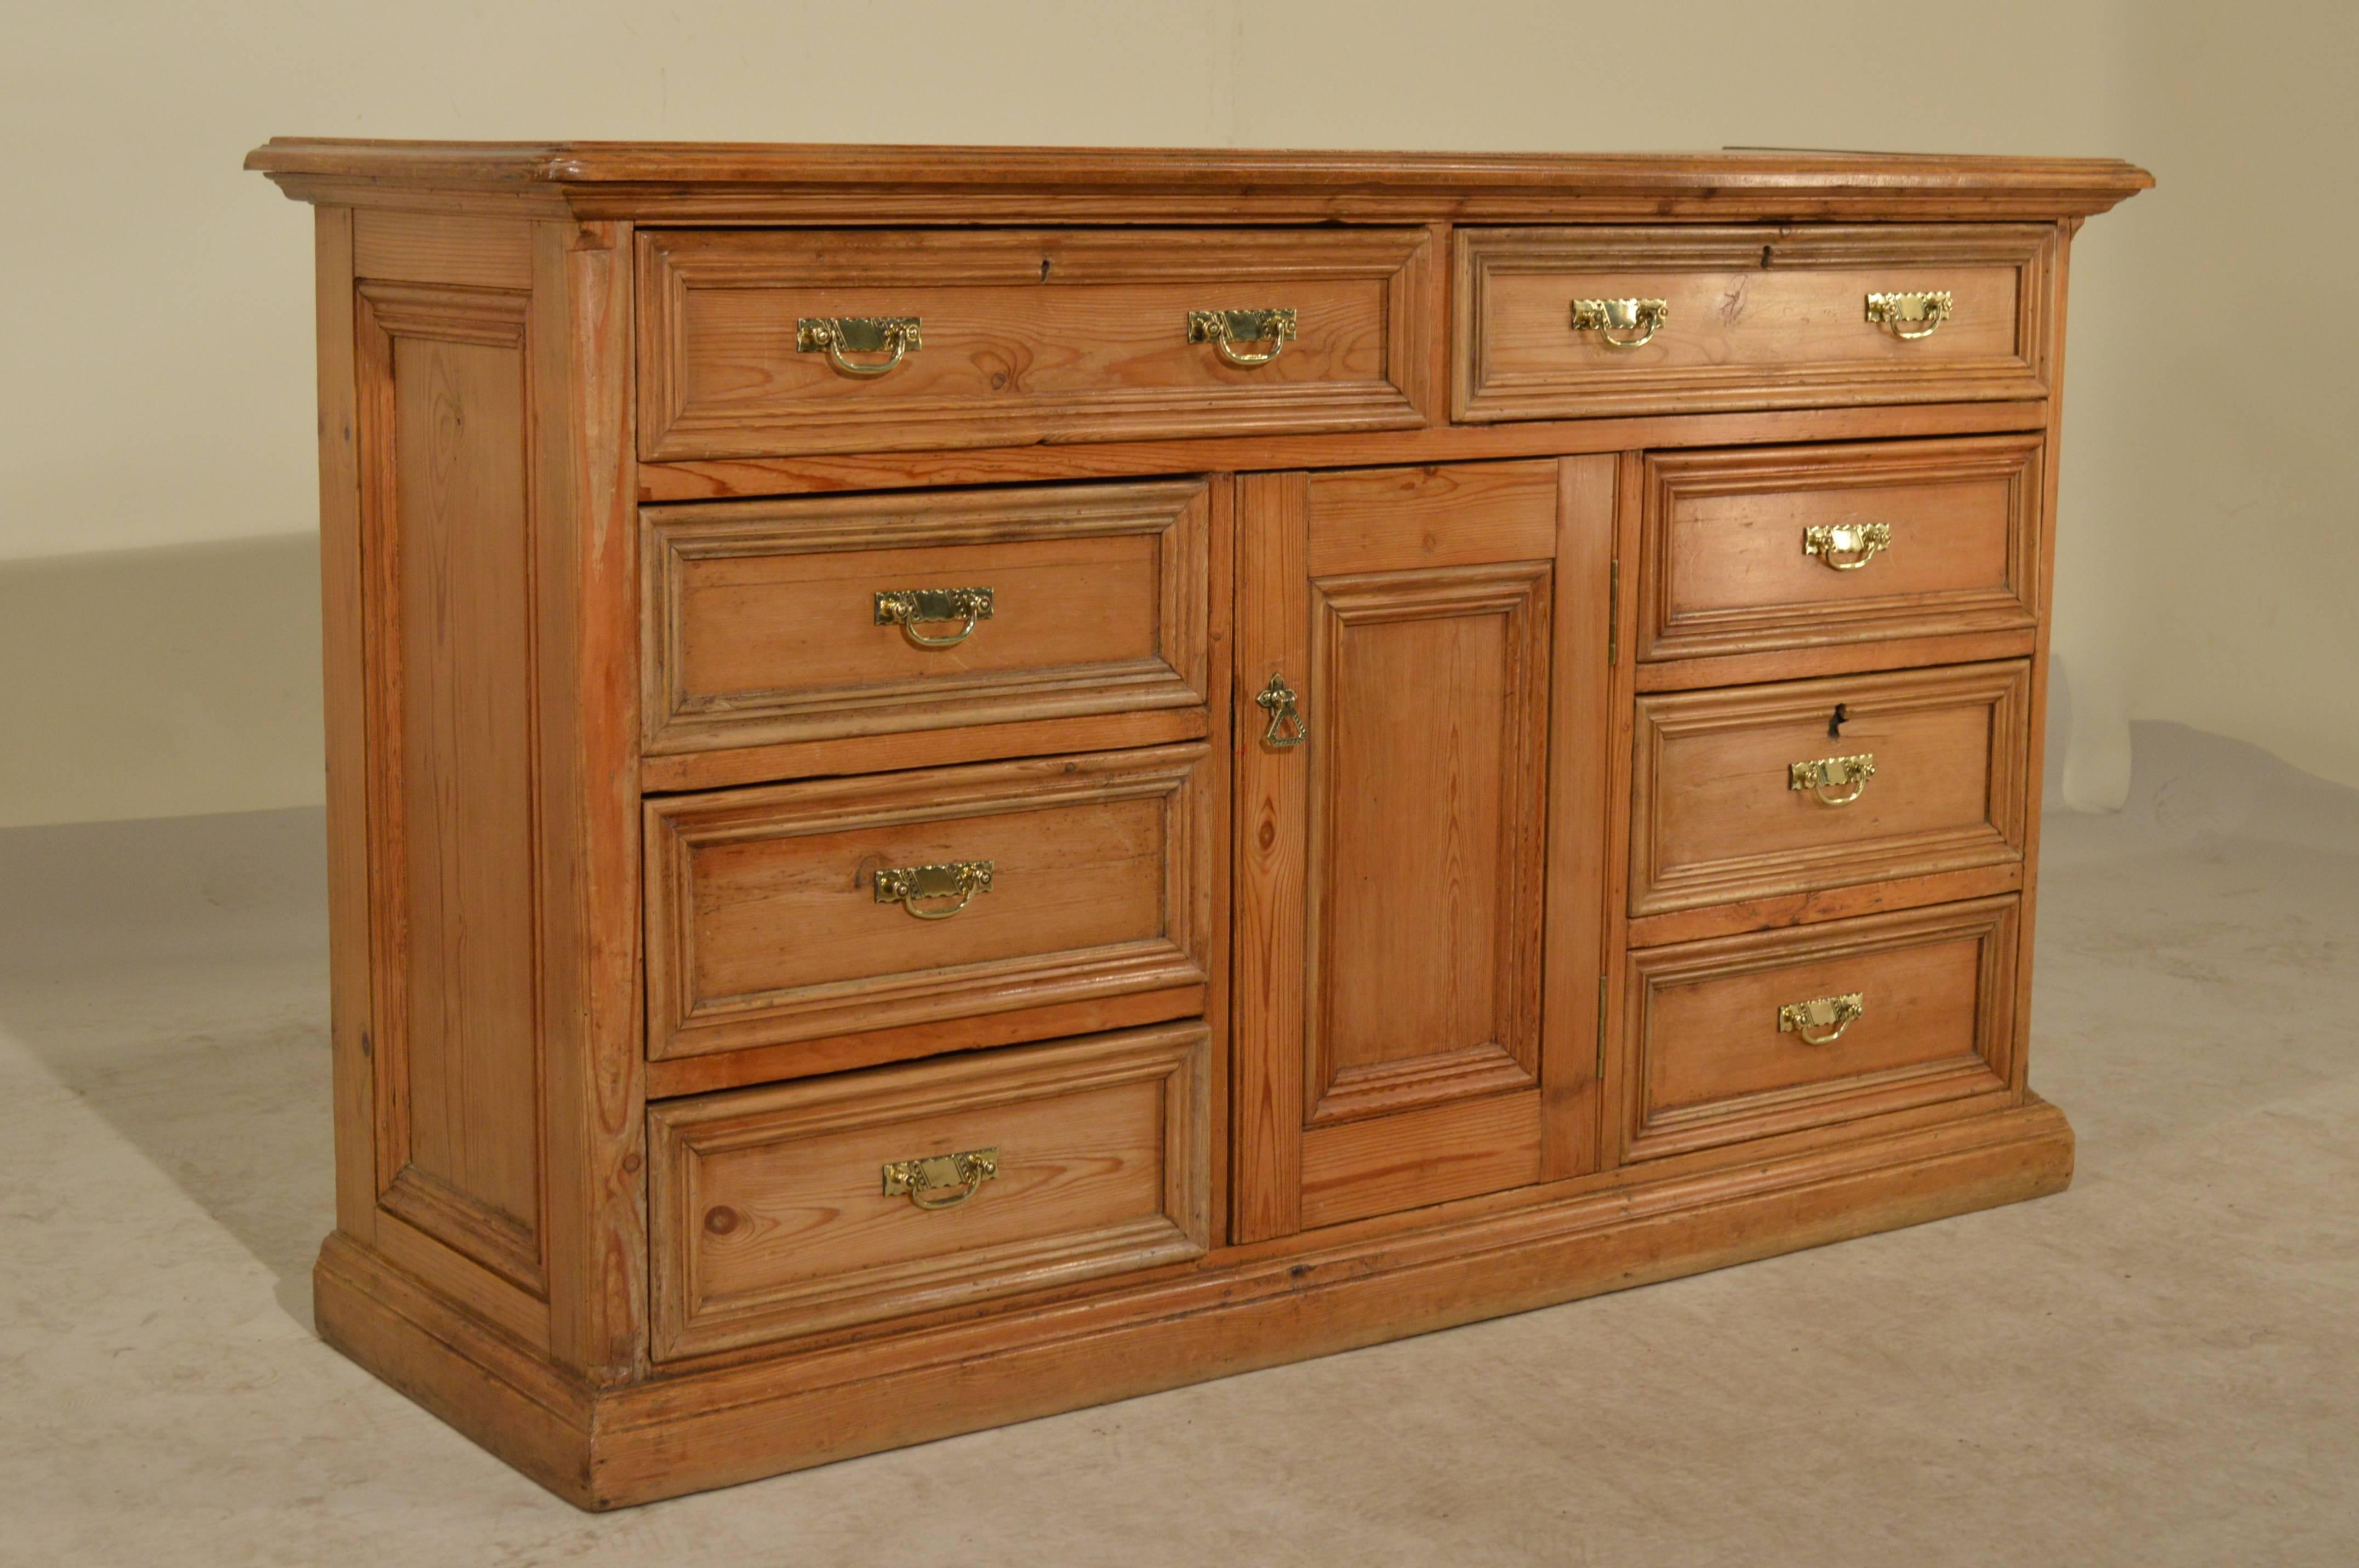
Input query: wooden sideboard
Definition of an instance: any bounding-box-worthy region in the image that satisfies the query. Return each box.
[244,140,2149,1509]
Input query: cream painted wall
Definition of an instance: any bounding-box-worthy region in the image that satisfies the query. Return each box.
[0,0,2344,825]
[2053,0,2359,803]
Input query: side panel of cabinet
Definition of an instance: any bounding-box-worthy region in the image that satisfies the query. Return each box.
[332,215,649,1376]
[353,272,554,1347]
[1233,458,1614,1243]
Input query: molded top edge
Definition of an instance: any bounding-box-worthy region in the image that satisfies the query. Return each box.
[243,138,2152,214]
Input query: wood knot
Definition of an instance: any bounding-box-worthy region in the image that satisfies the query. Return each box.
[703,1206,740,1236]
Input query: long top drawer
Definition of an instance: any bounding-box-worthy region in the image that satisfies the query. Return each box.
[638,226,1435,460]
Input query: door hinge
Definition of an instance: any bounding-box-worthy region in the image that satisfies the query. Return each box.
[1608,560,1620,667]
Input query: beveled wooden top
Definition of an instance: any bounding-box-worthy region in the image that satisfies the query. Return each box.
[245,139,2152,224]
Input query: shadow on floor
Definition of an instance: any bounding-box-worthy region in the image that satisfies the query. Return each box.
[0,806,331,1326]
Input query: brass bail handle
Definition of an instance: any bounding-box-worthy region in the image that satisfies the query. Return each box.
[1865,291,1953,342]
[872,859,995,920]
[876,587,994,648]
[1189,307,1298,368]
[1572,297,1670,350]
[882,1147,1000,1211]
[797,316,922,378]
[1256,672,1307,748]
[1779,993,1865,1046]
[1789,752,1877,807]
[1803,523,1893,571]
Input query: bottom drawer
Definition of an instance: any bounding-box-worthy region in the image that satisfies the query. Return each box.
[650,1022,1210,1359]
[1621,897,2019,1161]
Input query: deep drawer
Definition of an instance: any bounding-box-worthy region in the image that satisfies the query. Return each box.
[1621,897,2019,1160]
[643,747,1214,1061]
[638,226,1434,460]
[649,1022,1210,1358]
[1637,435,2043,662]
[1454,225,2054,422]
[642,479,1210,756]
[1630,662,2031,917]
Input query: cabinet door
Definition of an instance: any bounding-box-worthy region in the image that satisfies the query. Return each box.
[1233,457,1616,1242]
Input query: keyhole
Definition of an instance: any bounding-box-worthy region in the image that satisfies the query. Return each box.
[1829,703,1848,739]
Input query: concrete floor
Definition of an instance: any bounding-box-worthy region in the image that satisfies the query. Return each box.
[2,723,2353,1565]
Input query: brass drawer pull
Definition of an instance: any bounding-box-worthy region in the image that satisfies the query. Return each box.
[1572,297,1669,349]
[1865,291,1952,341]
[1778,992,1865,1046]
[1803,522,1893,570]
[1255,671,1307,748]
[875,586,994,648]
[1789,752,1876,806]
[797,315,922,377]
[872,859,994,920]
[881,1146,1000,1211]
[1187,307,1298,368]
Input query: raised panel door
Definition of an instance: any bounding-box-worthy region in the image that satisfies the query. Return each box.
[1233,458,1615,1241]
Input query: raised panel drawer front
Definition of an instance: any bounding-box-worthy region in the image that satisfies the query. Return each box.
[1638,435,2043,662]
[1630,661,2031,917]
[649,1022,1210,1358]
[638,227,1435,460]
[642,479,1210,756]
[1623,897,2019,1160]
[1454,225,2054,423]
[644,747,1213,1061]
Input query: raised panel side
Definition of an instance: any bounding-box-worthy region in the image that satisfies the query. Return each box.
[355,281,550,1304]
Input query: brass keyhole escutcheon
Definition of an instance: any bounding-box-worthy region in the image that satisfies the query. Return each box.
[1255,672,1307,748]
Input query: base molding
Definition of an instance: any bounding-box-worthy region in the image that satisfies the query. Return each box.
[315,1096,2073,1509]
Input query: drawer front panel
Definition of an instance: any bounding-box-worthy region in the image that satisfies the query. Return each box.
[639,227,1434,460]
[645,747,1213,1060]
[1624,898,2018,1160]
[1455,225,2053,423]
[1631,662,2030,917]
[650,1023,1210,1358]
[1639,436,2043,662]
[643,479,1210,756]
